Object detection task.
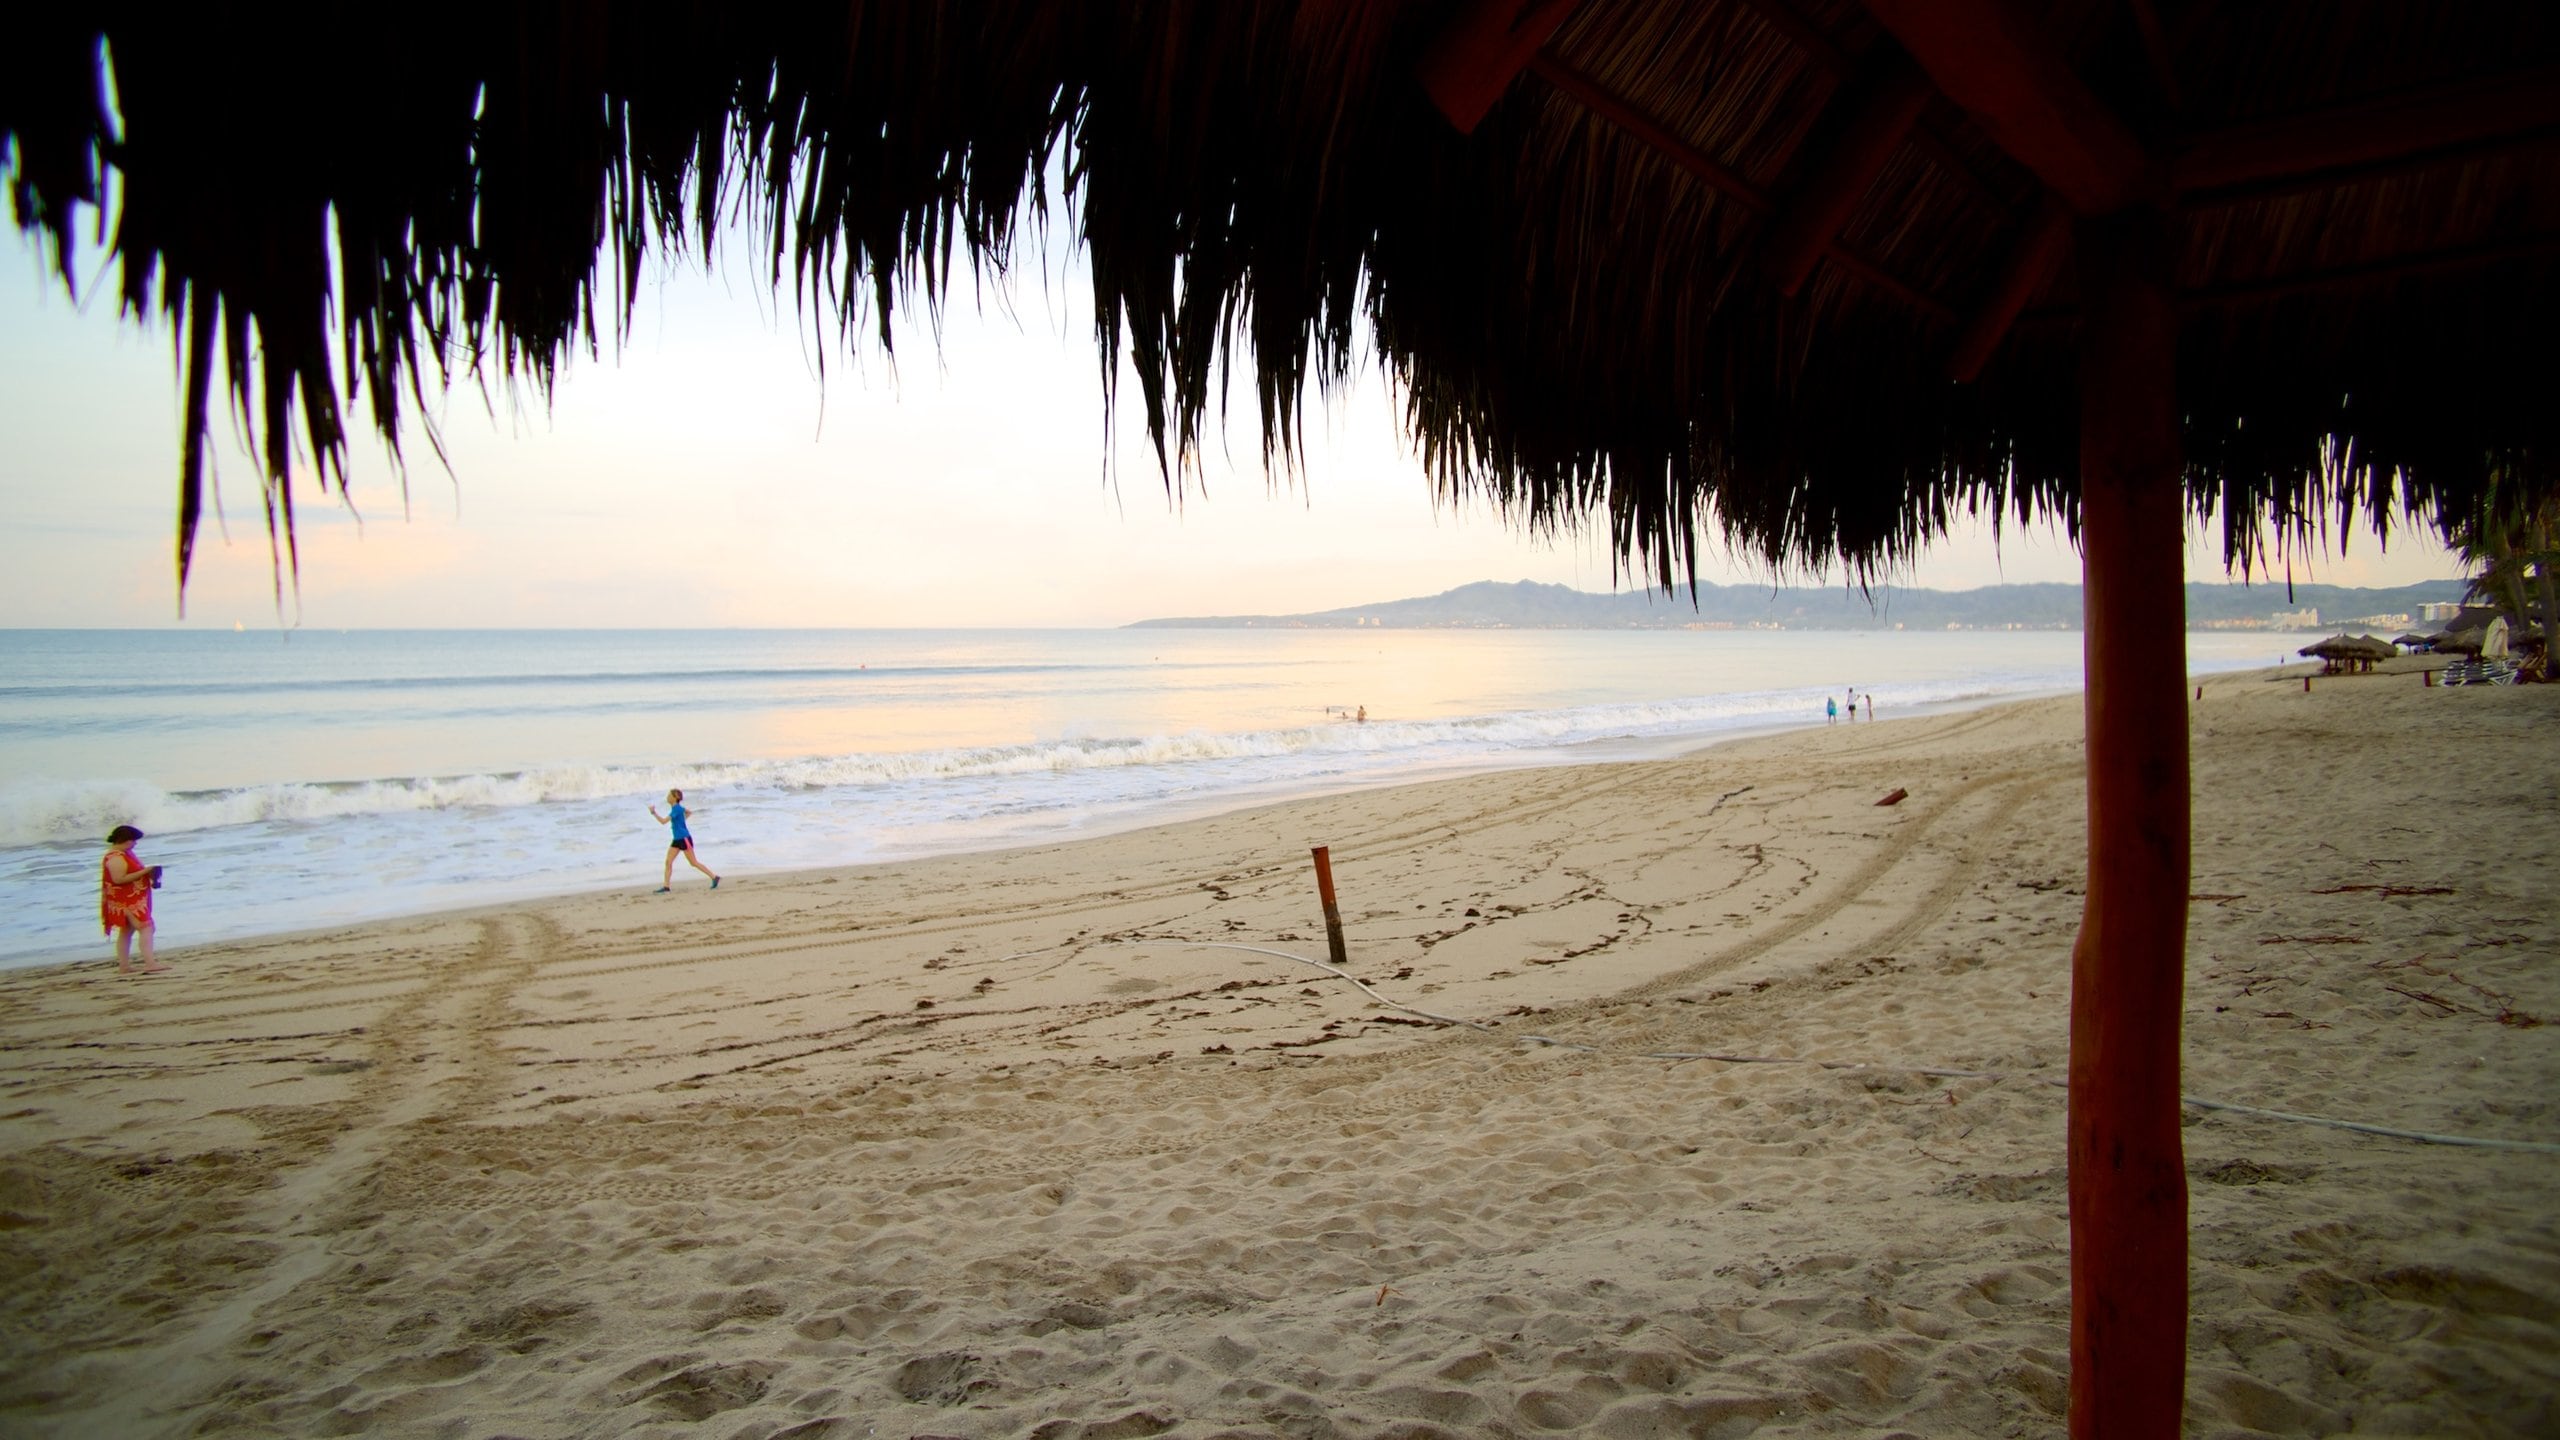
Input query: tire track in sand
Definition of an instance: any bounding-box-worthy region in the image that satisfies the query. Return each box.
[1608,764,2066,1004]
[424,767,2051,1121]
[81,913,547,1436]
[379,766,2078,1212]
[526,765,1670,976]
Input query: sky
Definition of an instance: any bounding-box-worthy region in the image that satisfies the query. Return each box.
[0,221,2461,630]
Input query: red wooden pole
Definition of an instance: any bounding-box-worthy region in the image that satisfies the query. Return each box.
[1762,52,1933,296]
[2070,206,2189,1438]
[2174,64,2560,196]
[1417,0,1582,133]
[1310,845,1349,968]
[1862,0,2156,214]
[1948,194,2071,381]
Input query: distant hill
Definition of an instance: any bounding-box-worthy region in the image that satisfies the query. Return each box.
[1127,578,2471,631]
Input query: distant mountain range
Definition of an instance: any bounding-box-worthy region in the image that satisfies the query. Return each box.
[1127,578,2472,632]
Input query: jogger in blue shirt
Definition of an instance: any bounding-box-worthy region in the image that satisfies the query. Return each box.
[649,789,722,893]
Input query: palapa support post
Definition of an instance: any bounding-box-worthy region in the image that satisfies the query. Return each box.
[1310,845,1350,968]
[2070,207,2191,1439]
[1417,0,1583,133]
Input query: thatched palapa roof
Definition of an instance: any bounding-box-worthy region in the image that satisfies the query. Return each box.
[4,2,2554,591]
[2299,633,2397,662]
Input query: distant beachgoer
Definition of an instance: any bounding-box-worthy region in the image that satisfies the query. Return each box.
[101,825,168,975]
[1356,705,1367,723]
[648,789,722,893]
[1826,696,1838,725]
[1864,694,1874,721]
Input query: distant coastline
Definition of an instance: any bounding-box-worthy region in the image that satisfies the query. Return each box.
[1127,577,2470,632]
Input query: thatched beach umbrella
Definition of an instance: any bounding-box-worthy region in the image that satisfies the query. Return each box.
[2349,635,2400,671]
[2300,633,2384,673]
[8,4,2555,1433]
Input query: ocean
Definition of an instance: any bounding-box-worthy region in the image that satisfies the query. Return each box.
[0,626,2289,967]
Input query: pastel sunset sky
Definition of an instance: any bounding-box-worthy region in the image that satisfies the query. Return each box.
[1,223,2457,630]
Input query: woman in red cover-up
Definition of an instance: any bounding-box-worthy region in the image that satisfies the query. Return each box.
[101,825,168,975]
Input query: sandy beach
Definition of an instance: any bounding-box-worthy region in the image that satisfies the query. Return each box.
[2,666,2553,1438]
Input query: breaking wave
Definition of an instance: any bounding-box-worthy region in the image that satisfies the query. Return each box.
[0,679,2052,849]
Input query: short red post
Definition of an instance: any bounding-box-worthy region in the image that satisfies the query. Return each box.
[2424,667,2435,687]
[2303,676,2312,692]
[1310,846,1349,968]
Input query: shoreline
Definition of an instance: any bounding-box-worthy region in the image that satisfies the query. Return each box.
[2,633,2295,972]
[0,677,2123,976]
[0,706,1890,976]
[3,664,2551,1436]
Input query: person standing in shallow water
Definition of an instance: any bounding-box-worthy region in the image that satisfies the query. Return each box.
[1826,695,1838,725]
[648,789,721,893]
[101,825,168,974]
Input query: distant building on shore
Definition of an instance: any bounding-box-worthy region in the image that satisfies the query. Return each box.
[2197,615,2304,631]
[2421,601,2465,622]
